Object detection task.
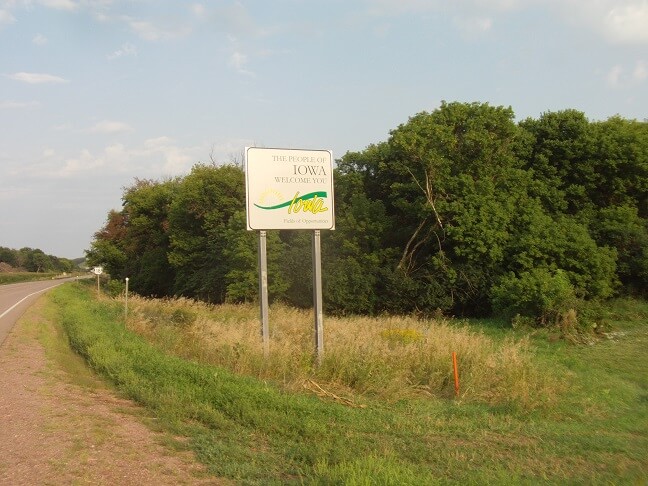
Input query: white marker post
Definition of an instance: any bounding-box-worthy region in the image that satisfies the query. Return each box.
[124,277,129,321]
[245,147,335,363]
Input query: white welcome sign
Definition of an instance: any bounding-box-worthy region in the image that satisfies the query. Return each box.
[245,146,334,362]
[245,147,335,231]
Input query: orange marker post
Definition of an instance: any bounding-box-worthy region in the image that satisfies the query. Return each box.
[452,351,460,397]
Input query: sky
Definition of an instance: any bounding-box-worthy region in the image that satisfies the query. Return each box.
[1,0,647,259]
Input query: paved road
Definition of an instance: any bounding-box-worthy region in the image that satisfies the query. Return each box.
[0,278,78,345]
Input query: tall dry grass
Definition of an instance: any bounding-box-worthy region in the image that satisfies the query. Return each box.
[124,295,559,409]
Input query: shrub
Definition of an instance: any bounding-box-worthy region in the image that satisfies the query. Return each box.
[107,279,125,298]
[490,268,575,325]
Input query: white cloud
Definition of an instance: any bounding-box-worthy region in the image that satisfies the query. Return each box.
[603,2,648,44]
[60,149,105,177]
[32,33,48,45]
[0,100,40,109]
[144,136,173,149]
[123,16,191,41]
[38,0,78,11]
[0,9,16,27]
[551,0,648,45]
[52,122,73,131]
[453,15,493,38]
[7,72,69,84]
[140,136,195,173]
[87,120,133,134]
[606,60,648,87]
[229,51,252,74]
[93,11,110,23]
[107,42,137,60]
[191,3,206,18]
[365,0,436,15]
[212,1,256,35]
[606,65,623,86]
[28,137,203,180]
[227,35,254,75]
[366,0,648,44]
[365,0,521,15]
[474,0,520,10]
[633,60,648,81]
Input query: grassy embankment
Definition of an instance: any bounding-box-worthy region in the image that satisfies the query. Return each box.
[50,283,647,484]
[0,272,62,284]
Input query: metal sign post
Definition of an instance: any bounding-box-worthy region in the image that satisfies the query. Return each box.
[258,231,270,358]
[312,230,324,364]
[92,266,103,295]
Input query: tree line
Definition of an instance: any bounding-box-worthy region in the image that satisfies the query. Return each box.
[0,246,78,273]
[87,102,648,325]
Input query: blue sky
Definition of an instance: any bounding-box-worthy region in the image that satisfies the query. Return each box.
[1,0,647,259]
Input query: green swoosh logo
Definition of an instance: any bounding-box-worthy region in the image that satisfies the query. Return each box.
[254,191,327,210]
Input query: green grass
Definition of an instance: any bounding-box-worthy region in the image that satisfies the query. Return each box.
[50,284,648,484]
[0,271,61,284]
[125,295,558,409]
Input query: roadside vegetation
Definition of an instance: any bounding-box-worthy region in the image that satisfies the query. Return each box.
[123,292,557,409]
[0,246,80,275]
[52,282,648,484]
[86,103,647,331]
[0,272,63,285]
[0,247,84,284]
[75,101,647,482]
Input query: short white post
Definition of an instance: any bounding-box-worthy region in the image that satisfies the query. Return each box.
[124,277,130,321]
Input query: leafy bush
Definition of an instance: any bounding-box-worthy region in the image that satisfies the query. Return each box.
[107,279,125,297]
[490,268,575,325]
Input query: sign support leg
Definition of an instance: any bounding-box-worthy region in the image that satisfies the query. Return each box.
[312,230,324,364]
[258,230,270,358]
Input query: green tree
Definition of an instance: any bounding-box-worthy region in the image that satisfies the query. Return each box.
[167,164,246,302]
[86,210,128,277]
[588,117,648,214]
[0,247,17,267]
[518,110,594,214]
[222,210,288,303]
[369,101,525,314]
[321,168,391,314]
[120,178,179,296]
[85,102,648,321]
[590,205,648,296]
[23,249,52,272]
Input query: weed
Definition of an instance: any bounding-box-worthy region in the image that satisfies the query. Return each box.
[49,284,648,484]
[122,295,557,409]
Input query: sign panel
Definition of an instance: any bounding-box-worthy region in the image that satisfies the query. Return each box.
[245,147,335,230]
[92,266,103,275]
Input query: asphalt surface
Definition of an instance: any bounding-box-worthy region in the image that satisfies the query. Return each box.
[0,278,79,345]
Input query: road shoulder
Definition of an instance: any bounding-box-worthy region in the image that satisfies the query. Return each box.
[0,295,222,485]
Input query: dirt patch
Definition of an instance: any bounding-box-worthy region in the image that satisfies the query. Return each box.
[0,298,227,485]
[0,262,14,272]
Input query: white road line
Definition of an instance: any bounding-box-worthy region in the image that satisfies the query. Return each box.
[0,283,63,320]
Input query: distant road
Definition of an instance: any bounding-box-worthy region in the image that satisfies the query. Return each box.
[0,278,78,345]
